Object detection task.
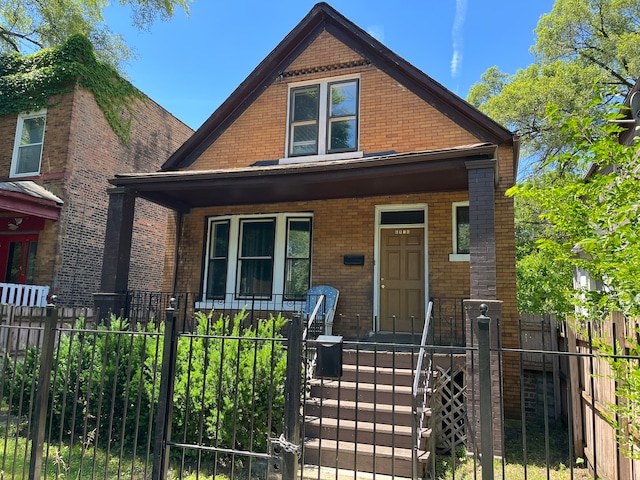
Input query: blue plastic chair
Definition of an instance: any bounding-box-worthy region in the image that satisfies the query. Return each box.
[303,285,340,337]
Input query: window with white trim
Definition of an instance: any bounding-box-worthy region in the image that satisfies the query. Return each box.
[288,78,359,158]
[449,202,470,262]
[12,111,47,177]
[203,214,312,302]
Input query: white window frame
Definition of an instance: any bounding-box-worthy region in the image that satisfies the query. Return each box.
[281,75,363,164]
[198,213,313,310]
[449,201,470,262]
[11,110,47,178]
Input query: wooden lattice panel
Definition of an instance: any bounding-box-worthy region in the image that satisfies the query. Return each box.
[432,364,468,453]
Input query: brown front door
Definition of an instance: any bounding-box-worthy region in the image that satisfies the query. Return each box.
[379,228,425,333]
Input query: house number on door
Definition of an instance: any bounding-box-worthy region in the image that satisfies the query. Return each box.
[395,229,411,235]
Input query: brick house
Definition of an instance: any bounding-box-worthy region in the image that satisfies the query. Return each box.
[99,1,518,358]
[0,81,193,307]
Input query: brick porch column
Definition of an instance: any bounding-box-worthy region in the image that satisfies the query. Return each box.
[464,160,502,457]
[94,187,136,318]
[466,159,497,299]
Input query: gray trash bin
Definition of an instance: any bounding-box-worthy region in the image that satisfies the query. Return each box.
[315,335,343,379]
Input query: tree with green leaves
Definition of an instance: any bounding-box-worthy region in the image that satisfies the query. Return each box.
[468,0,640,174]
[510,108,640,317]
[510,105,640,457]
[0,0,191,70]
[468,0,640,315]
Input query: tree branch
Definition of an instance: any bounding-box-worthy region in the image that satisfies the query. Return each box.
[0,26,43,50]
[578,50,634,89]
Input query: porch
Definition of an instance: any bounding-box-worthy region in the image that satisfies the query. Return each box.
[120,290,467,346]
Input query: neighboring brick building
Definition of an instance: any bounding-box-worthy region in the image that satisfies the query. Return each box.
[0,84,193,307]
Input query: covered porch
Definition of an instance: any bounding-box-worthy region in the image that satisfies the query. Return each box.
[95,143,503,339]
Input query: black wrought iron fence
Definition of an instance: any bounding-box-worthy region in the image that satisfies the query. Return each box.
[1,300,633,480]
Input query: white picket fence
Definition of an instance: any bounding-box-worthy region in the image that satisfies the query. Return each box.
[0,282,49,307]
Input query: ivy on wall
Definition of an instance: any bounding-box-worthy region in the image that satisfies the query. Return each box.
[0,35,144,143]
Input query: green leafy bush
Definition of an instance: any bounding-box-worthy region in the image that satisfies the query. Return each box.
[172,310,287,460]
[1,310,287,465]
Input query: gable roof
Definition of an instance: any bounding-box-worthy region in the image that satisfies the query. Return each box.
[161,2,516,171]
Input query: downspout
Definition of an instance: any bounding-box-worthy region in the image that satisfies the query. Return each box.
[171,211,182,295]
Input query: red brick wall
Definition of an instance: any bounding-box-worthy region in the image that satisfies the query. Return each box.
[0,87,193,307]
[173,191,475,336]
[188,32,478,170]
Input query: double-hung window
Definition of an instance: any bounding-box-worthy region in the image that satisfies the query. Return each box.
[450,202,470,261]
[288,78,359,158]
[12,111,47,177]
[203,214,312,305]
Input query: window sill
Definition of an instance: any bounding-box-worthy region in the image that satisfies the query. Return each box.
[10,172,41,179]
[194,298,305,312]
[279,151,363,165]
[449,253,470,262]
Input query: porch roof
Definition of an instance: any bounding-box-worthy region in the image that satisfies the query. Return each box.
[0,181,63,220]
[110,143,498,213]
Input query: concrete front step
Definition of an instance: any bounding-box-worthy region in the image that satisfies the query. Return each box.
[304,397,429,425]
[303,438,430,478]
[340,363,414,386]
[343,349,418,369]
[309,379,421,406]
[304,416,430,450]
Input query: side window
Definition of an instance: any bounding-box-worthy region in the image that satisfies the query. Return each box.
[450,202,470,261]
[284,218,312,300]
[12,111,47,177]
[206,220,230,299]
[327,80,358,153]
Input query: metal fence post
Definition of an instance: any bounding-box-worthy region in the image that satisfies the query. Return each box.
[282,314,302,480]
[152,298,178,480]
[477,304,494,480]
[29,299,58,480]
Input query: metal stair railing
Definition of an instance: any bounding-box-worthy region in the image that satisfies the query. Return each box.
[412,300,434,479]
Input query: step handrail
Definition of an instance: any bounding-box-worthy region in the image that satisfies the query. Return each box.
[412,300,434,478]
[412,301,433,399]
[302,294,325,340]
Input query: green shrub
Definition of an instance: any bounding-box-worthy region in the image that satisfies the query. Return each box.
[172,310,287,461]
[1,310,287,467]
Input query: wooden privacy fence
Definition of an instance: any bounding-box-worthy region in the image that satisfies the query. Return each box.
[0,304,92,355]
[565,312,640,480]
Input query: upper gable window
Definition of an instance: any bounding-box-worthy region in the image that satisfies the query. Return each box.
[12,111,47,177]
[287,78,359,159]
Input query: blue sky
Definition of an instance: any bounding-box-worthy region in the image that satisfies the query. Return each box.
[105,1,555,130]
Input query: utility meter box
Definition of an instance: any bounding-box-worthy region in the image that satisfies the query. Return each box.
[315,335,343,379]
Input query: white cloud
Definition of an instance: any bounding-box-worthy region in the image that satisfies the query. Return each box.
[451,0,468,78]
[367,25,385,43]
